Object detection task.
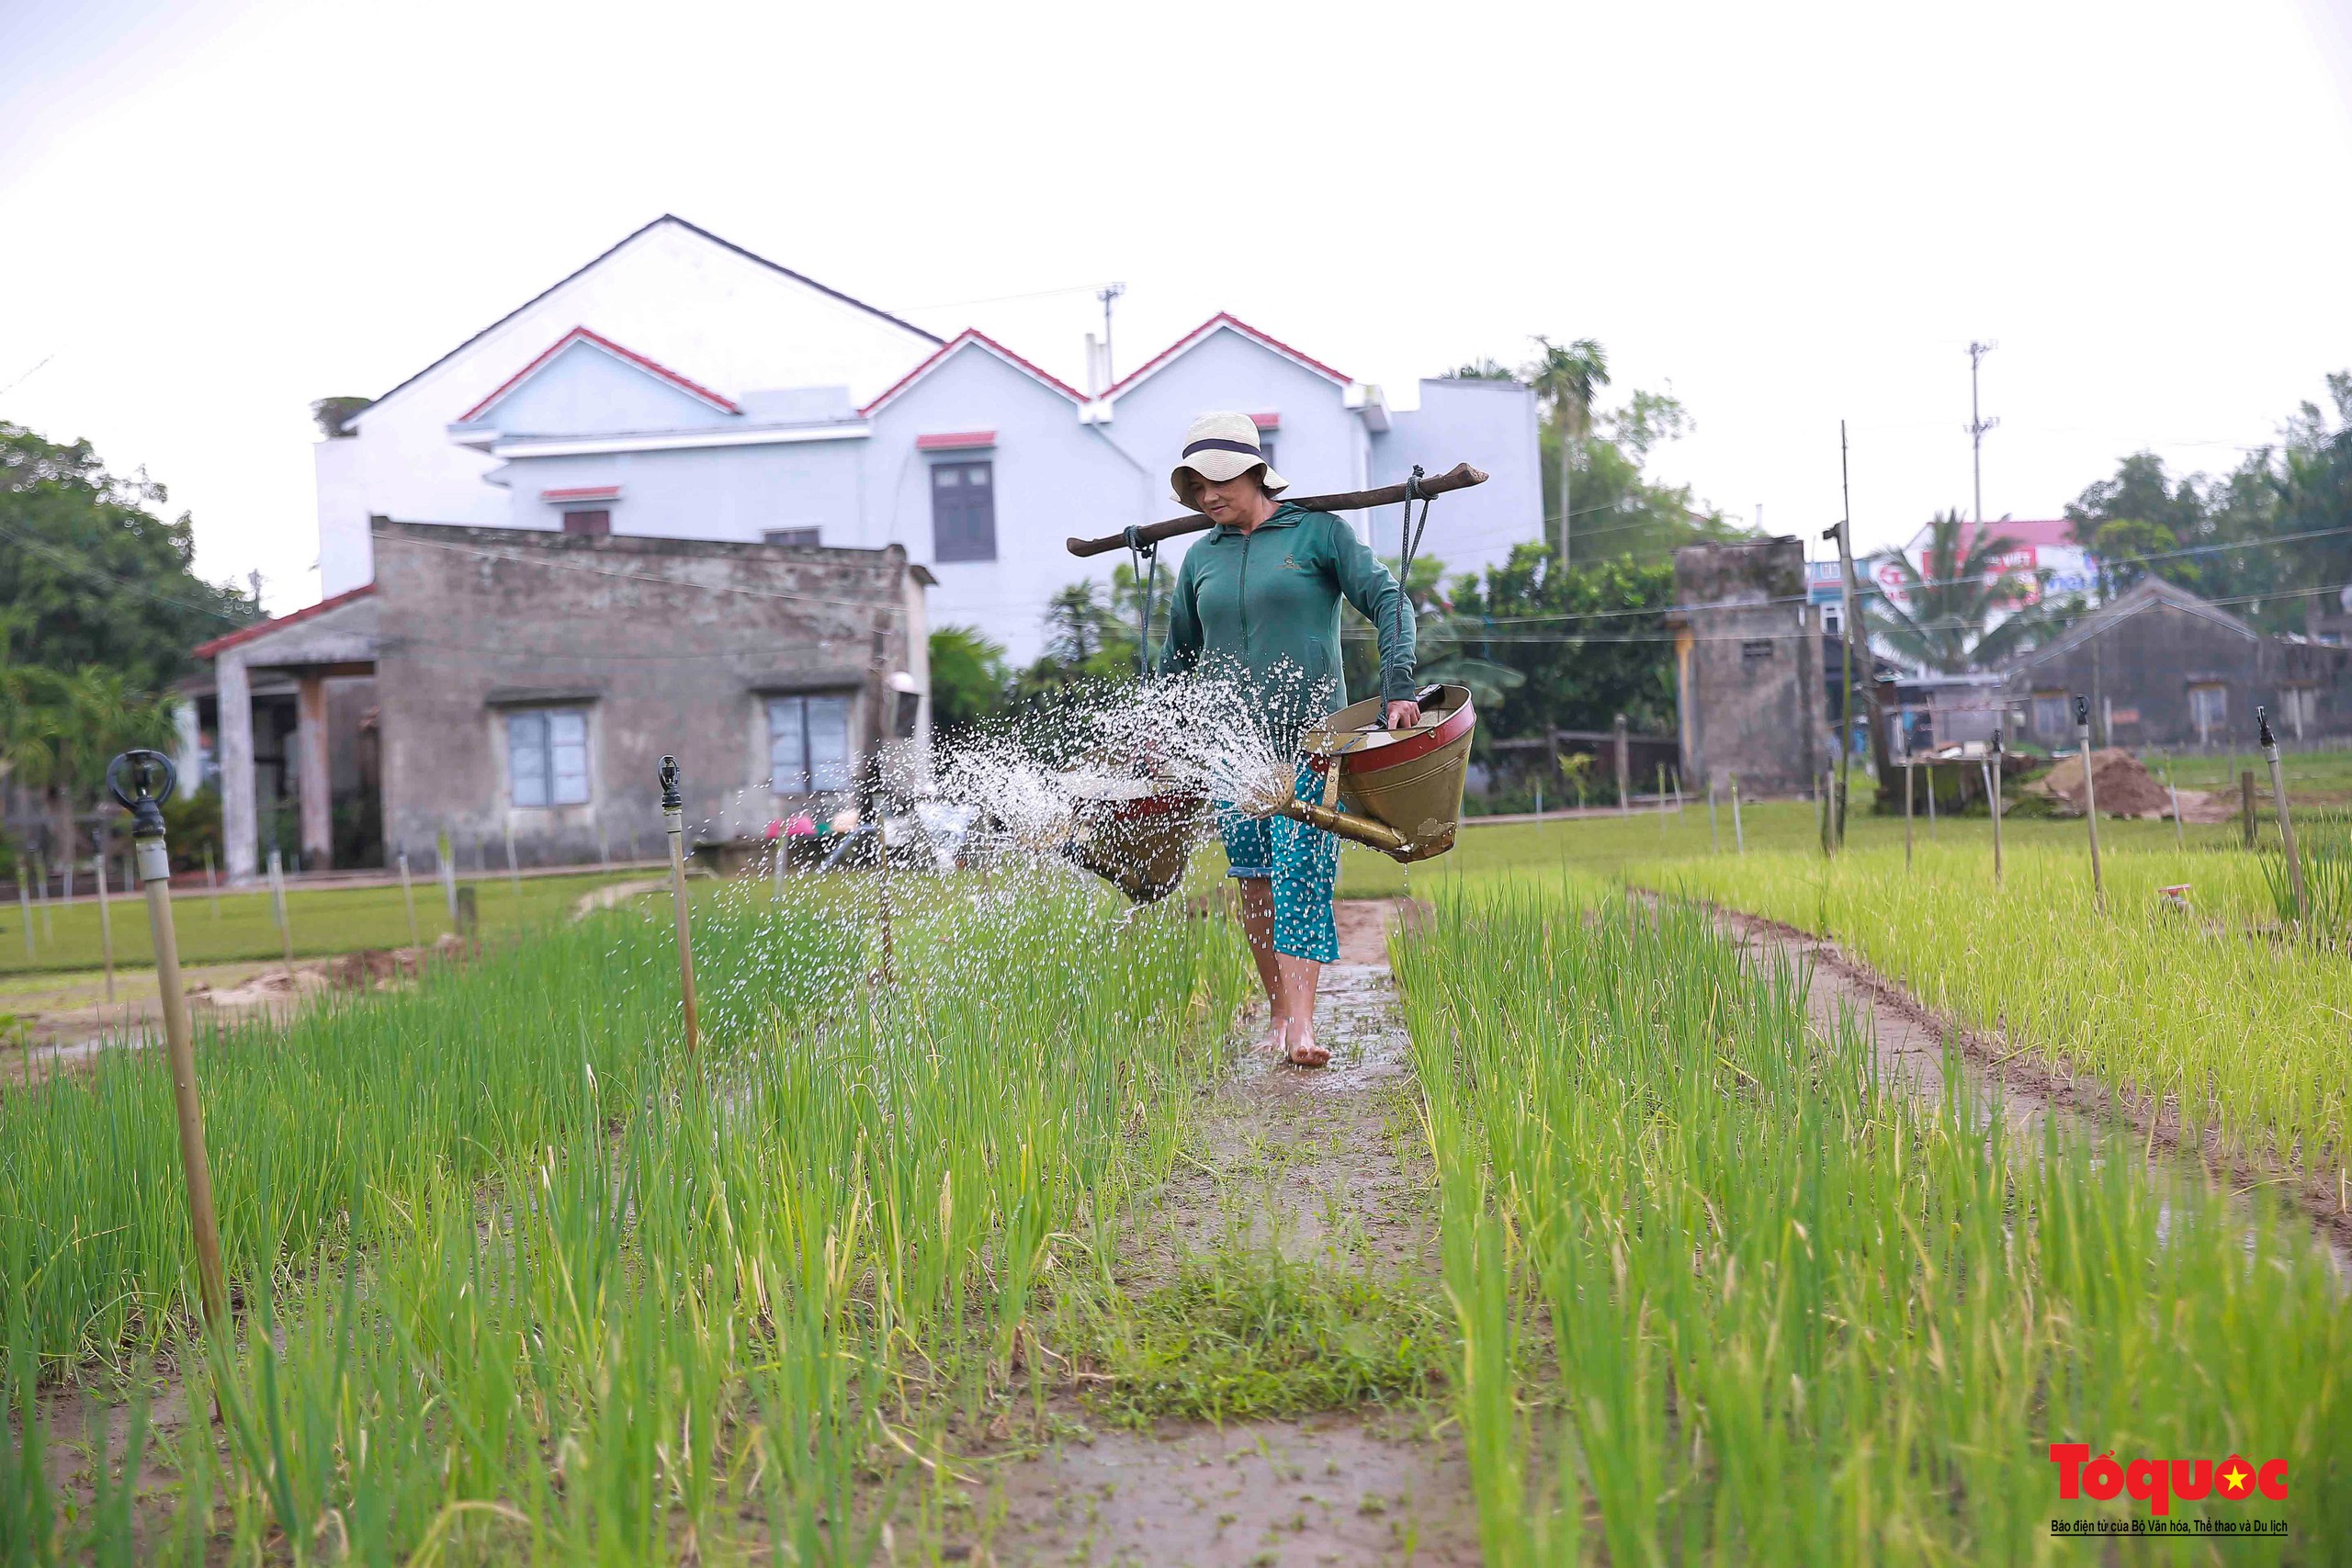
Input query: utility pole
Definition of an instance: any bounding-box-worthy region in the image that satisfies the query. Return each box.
[1822,421,1861,850]
[1096,283,1126,384]
[1966,341,1999,526]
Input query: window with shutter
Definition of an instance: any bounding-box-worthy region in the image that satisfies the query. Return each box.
[767,694,857,794]
[930,461,996,563]
[508,708,592,807]
[561,510,610,537]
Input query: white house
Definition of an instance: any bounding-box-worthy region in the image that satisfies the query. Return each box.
[317,215,1544,665]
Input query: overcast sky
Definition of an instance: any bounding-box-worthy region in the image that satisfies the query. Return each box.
[5,0,2349,612]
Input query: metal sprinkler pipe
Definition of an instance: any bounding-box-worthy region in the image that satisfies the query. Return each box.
[660,756,699,1054]
[107,750,227,1329]
[2260,706,2308,928]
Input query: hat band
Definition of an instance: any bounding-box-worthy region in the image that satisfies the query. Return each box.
[1182,437,1264,462]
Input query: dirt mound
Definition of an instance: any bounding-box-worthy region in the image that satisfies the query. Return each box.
[2030,748,2199,819]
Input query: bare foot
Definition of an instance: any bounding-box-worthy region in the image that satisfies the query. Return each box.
[1286,1035,1330,1068]
[1263,1018,1289,1057]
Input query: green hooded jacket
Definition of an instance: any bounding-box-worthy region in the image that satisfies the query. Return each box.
[1156,502,1418,749]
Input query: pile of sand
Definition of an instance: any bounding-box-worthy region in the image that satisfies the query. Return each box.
[2027,748,2232,821]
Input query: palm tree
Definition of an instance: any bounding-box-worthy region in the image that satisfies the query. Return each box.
[1864,511,2037,673]
[1525,337,1611,569]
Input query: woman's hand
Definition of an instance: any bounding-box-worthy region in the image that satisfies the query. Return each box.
[1385,700,1423,731]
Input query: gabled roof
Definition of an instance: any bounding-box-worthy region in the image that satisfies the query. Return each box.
[194,584,377,660]
[458,327,741,423]
[859,329,1085,417]
[1102,312,1351,401]
[352,215,941,424]
[2001,578,2259,674]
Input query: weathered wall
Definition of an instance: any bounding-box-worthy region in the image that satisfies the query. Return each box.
[1672,537,1824,797]
[372,522,924,869]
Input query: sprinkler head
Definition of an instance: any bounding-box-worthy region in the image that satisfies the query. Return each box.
[659,755,683,812]
[2257,706,2277,750]
[106,750,176,840]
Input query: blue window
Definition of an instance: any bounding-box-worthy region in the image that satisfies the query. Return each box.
[509,709,590,807]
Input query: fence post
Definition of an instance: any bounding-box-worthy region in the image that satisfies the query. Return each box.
[2165,763,2185,852]
[1926,762,1938,839]
[661,757,699,1055]
[1990,728,2005,886]
[201,844,220,920]
[598,819,612,870]
[398,845,420,947]
[16,870,31,959]
[94,833,116,1004]
[1730,773,1745,854]
[266,847,295,971]
[1707,776,1721,853]
[34,849,52,942]
[2076,695,2106,908]
[503,818,520,896]
[438,828,458,926]
[2261,706,2308,928]
[1656,763,1668,839]
[108,750,228,1328]
[2240,770,2256,850]
[1614,714,1631,816]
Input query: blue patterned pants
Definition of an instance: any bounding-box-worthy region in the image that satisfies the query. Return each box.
[1217,762,1339,964]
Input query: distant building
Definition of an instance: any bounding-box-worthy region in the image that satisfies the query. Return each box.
[316,215,1543,665]
[1996,578,2352,750]
[191,525,929,883]
[1669,537,1826,797]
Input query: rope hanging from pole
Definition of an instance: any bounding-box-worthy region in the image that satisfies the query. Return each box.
[1123,524,1159,678]
[1393,466,1435,713]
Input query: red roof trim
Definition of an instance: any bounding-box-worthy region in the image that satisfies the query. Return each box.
[1102,312,1351,400]
[1251,412,1281,430]
[915,430,996,451]
[540,485,622,502]
[859,329,1086,417]
[195,584,378,660]
[458,326,741,423]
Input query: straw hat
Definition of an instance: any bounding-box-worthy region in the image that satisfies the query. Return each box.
[1170,412,1287,508]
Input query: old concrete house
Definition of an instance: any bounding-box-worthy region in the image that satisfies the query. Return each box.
[192,525,929,883]
[1996,578,2352,750]
[1668,537,1826,797]
[315,215,1542,665]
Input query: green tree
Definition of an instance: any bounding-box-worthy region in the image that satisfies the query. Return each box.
[1448,547,1680,738]
[927,626,1012,735]
[1863,510,2035,672]
[1526,336,1611,566]
[0,423,258,692]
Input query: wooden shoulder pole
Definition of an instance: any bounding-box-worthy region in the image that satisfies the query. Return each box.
[110,750,227,1328]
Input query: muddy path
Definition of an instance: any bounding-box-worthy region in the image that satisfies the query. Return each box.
[980,896,1481,1566]
[1690,896,2352,1268]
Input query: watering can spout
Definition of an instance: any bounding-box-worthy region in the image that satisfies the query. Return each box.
[1274,796,1411,855]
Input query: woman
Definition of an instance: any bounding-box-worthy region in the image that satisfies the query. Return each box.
[1159,411,1420,1067]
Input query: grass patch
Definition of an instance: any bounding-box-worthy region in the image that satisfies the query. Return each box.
[1059,1245,1450,1427]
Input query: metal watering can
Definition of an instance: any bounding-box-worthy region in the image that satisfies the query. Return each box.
[1279,683,1476,862]
[1060,778,1206,904]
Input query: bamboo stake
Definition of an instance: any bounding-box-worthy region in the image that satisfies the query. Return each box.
[1926,762,1938,839]
[16,871,31,959]
[35,850,51,940]
[1990,728,2006,886]
[661,757,699,1054]
[2164,760,2185,852]
[1730,773,1745,854]
[438,829,458,927]
[201,844,220,920]
[1707,777,1721,853]
[2076,696,2105,908]
[1657,763,1668,839]
[94,836,116,1004]
[398,847,420,946]
[1904,760,1915,871]
[2260,706,2308,927]
[109,750,227,1327]
[503,818,520,896]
